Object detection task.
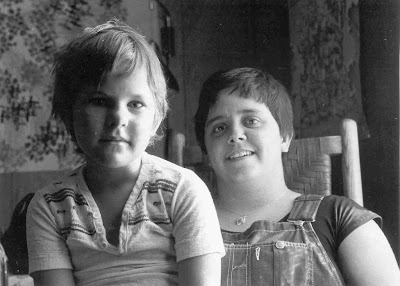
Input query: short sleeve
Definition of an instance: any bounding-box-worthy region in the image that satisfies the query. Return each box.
[26,189,73,274]
[313,195,381,261]
[332,196,382,243]
[170,169,225,262]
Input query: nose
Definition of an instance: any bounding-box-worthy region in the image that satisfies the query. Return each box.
[228,125,247,144]
[107,104,129,128]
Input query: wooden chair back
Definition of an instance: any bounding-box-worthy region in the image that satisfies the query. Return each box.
[167,118,363,206]
[282,119,363,205]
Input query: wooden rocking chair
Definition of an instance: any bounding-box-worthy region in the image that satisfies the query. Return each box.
[167,118,364,206]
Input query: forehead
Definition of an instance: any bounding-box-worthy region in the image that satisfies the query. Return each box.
[208,91,270,117]
[100,65,152,94]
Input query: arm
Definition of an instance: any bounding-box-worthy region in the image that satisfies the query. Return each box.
[31,269,75,286]
[338,220,400,286]
[27,192,74,283]
[172,170,224,285]
[178,253,221,286]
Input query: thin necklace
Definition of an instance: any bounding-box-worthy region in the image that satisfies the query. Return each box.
[218,192,286,226]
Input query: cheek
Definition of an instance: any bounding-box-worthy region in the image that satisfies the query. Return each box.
[131,116,156,139]
[72,112,86,135]
[205,137,222,161]
[204,136,214,155]
[73,110,104,141]
[75,114,99,133]
[74,107,98,124]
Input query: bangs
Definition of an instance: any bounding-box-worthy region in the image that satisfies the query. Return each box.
[220,81,266,105]
[111,40,144,76]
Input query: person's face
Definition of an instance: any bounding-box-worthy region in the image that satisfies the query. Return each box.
[204,92,291,183]
[73,65,157,170]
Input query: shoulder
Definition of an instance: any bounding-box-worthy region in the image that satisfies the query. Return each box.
[316,195,381,244]
[141,153,205,187]
[142,152,190,173]
[319,194,357,214]
[319,195,380,222]
[143,152,186,171]
[27,167,95,240]
[33,168,81,195]
[28,167,85,212]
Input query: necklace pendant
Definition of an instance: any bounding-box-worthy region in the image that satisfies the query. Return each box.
[236,215,246,225]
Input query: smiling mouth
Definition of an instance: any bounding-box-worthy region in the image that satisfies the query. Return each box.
[228,151,254,160]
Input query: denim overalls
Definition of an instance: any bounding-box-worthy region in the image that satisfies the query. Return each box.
[221,194,345,286]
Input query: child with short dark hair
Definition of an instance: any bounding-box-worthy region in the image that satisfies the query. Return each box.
[27,19,224,286]
[195,67,400,285]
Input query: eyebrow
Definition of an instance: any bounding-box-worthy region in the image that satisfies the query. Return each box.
[205,108,262,128]
[93,90,109,96]
[93,90,146,99]
[205,115,224,128]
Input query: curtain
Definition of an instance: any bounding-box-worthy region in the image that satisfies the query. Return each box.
[0,0,129,172]
[288,0,369,138]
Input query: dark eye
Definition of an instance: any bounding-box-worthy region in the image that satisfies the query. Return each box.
[89,98,107,106]
[128,101,144,109]
[212,124,226,134]
[245,118,260,126]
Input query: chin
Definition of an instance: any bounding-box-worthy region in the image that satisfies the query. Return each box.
[228,167,259,181]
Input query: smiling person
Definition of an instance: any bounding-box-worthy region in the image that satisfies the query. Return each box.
[26,19,224,286]
[194,67,400,286]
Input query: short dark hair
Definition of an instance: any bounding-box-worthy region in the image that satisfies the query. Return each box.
[51,18,168,144]
[194,67,294,154]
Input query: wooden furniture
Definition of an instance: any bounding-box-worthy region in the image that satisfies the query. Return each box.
[167,118,364,206]
[282,119,363,206]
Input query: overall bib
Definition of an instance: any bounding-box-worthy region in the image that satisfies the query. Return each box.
[221,194,345,286]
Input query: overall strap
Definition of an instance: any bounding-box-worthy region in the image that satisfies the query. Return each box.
[287,194,324,222]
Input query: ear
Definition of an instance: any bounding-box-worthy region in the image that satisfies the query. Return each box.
[281,133,293,153]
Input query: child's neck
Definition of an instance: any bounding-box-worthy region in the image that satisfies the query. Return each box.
[84,162,141,195]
